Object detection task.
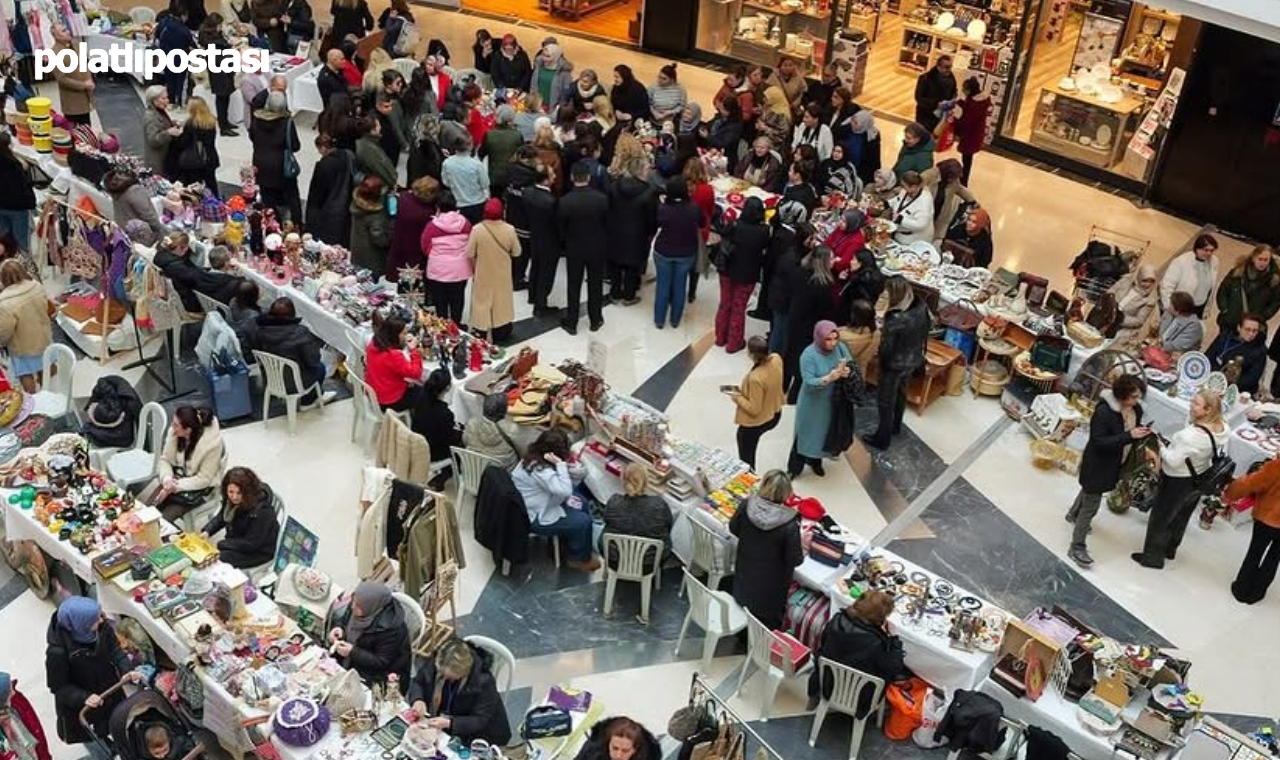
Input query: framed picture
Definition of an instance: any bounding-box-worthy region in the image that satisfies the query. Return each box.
[275,516,319,572]
[1071,13,1124,73]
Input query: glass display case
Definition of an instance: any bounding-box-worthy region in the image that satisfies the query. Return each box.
[1028,84,1144,169]
[692,0,834,72]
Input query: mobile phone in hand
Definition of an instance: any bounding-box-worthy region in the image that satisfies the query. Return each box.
[719,385,739,394]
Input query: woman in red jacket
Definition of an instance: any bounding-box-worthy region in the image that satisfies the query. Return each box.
[685,159,717,303]
[824,208,867,296]
[365,314,424,411]
[952,77,991,185]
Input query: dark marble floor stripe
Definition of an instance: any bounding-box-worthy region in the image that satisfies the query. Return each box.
[0,566,28,611]
[94,77,147,158]
[630,330,716,412]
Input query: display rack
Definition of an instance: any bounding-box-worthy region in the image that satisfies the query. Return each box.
[1029,83,1144,169]
[731,0,832,71]
[685,674,787,760]
[537,0,629,20]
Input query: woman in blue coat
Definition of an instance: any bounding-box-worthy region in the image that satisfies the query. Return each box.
[788,320,852,478]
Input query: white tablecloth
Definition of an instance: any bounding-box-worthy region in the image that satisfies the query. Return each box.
[290,66,325,114]
[823,552,1003,693]
[1145,391,1249,438]
[1227,425,1273,475]
[976,678,1178,760]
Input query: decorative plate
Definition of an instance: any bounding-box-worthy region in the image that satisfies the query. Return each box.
[1204,371,1228,396]
[1223,384,1240,410]
[725,192,745,208]
[1095,124,1113,147]
[967,19,986,40]
[935,11,955,29]
[1239,427,1261,442]
[1177,351,1210,384]
[906,241,941,266]
[939,264,969,279]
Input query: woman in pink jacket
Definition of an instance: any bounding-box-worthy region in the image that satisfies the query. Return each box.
[420,192,475,325]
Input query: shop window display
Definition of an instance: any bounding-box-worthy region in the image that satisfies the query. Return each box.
[696,0,834,72]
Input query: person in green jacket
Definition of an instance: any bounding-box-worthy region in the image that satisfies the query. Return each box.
[480,104,523,198]
[349,176,391,274]
[892,122,936,177]
[1216,244,1280,334]
[355,117,399,190]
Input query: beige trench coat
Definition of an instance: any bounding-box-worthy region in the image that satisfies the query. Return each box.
[467,220,521,331]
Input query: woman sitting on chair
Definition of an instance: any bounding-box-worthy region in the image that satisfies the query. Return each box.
[202,466,280,569]
[328,581,411,691]
[602,463,673,573]
[806,589,911,712]
[407,638,511,747]
[150,406,224,523]
[510,429,601,572]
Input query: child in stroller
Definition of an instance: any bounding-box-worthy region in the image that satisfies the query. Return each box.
[85,686,205,760]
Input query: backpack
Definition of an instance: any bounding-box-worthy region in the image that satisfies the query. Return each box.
[1187,424,1234,497]
[80,376,142,448]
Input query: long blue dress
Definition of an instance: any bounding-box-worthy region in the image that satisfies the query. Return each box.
[795,342,853,458]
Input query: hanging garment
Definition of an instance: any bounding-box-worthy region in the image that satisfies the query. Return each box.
[386,479,425,557]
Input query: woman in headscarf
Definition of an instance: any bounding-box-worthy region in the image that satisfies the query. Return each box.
[788,320,853,478]
[1107,264,1160,352]
[530,42,574,109]
[0,671,51,760]
[733,136,783,192]
[45,597,143,747]
[824,209,867,288]
[817,142,862,202]
[678,103,703,136]
[328,581,411,691]
[943,207,994,268]
[863,277,930,451]
[846,109,882,187]
[407,639,511,746]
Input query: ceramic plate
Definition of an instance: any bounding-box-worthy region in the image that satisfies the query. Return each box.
[1095,124,1113,146]
[906,241,941,266]
[1178,351,1211,384]
[1240,427,1261,442]
[1204,371,1228,396]
[1224,384,1240,409]
[967,19,986,40]
[935,11,955,29]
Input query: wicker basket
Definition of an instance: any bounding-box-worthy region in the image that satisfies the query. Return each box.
[971,359,1011,396]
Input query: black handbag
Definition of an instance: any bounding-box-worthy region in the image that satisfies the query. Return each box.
[521,705,572,740]
[712,232,734,272]
[1187,425,1234,497]
[161,487,215,510]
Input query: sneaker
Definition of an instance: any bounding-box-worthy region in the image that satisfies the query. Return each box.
[623,297,642,306]
[1068,547,1094,568]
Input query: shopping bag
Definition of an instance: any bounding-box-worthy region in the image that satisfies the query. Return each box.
[912,687,950,748]
[207,359,252,420]
[884,677,929,740]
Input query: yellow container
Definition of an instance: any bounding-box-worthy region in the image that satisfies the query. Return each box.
[33,135,52,153]
[25,97,52,119]
[28,116,50,137]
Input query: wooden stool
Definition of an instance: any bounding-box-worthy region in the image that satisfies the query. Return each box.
[906,340,964,414]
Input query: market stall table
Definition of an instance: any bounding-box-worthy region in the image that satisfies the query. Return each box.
[976,678,1180,760]
[1144,389,1249,438]
[290,66,326,115]
[1228,423,1277,475]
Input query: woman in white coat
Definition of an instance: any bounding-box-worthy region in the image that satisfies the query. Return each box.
[791,104,833,162]
[890,171,934,246]
[1159,232,1219,317]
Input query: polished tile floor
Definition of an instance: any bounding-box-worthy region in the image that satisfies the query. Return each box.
[8,5,1279,760]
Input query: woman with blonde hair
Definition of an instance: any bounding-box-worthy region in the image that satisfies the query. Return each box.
[361,48,394,96]
[532,122,564,194]
[407,638,510,745]
[174,96,221,194]
[0,259,51,392]
[1133,387,1228,569]
[602,463,673,576]
[609,132,646,178]
[730,470,802,627]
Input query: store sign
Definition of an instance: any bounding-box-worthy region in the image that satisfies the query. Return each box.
[1157,0,1280,46]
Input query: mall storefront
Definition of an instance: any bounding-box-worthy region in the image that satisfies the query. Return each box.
[641,0,1280,240]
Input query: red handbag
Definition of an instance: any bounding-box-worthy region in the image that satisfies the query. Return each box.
[1141,345,1172,371]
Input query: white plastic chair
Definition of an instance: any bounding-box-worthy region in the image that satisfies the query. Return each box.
[602,533,665,624]
[194,291,231,319]
[681,517,734,598]
[674,570,747,671]
[105,402,167,488]
[128,6,156,23]
[393,591,426,648]
[451,446,501,512]
[31,344,77,422]
[808,660,886,760]
[464,635,516,693]
[241,492,288,585]
[346,334,367,380]
[252,350,326,435]
[736,608,815,721]
[349,374,385,451]
[392,58,419,82]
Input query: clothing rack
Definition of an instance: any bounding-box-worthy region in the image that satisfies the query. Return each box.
[40,192,117,364]
[686,673,787,760]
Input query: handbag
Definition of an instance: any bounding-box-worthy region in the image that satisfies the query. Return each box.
[712,232,734,273]
[1029,336,1072,374]
[976,314,1008,340]
[283,118,301,179]
[1187,424,1234,497]
[1141,344,1172,372]
[520,705,572,740]
[177,137,209,173]
[158,487,215,510]
[509,347,538,380]
[938,298,983,332]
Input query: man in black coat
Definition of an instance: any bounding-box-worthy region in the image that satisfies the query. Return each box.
[317,49,350,111]
[407,640,511,746]
[913,56,957,132]
[248,298,331,407]
[556,163,610,334]
[524,172,561,318]
[605,171,657,304]
[1066,374,1148,569]
[1207,314,1268,395]
[502,147,546,292]
[862,277,930,451]
[153,235,237,311]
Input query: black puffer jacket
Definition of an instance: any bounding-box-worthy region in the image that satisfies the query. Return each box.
[406,643,512,746]
[81,375,142,449]
[573,717,661,760]
[244,313,323,393]
[330,600,411,690]
[810,613,910,712]
[1078,391,1144,494]
[153,248,238,312]
[878,296,930,374]
[606,175,658,268]
[766,226,803,315]
[729,495,802,630]
[718,217,770,285]
[503,161,546,235]
[45,612,131,744]
[202,483,280,569]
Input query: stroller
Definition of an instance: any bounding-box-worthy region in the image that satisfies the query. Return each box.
[80,681,207,760]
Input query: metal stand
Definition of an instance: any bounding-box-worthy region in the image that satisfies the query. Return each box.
[120,304,195,403]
